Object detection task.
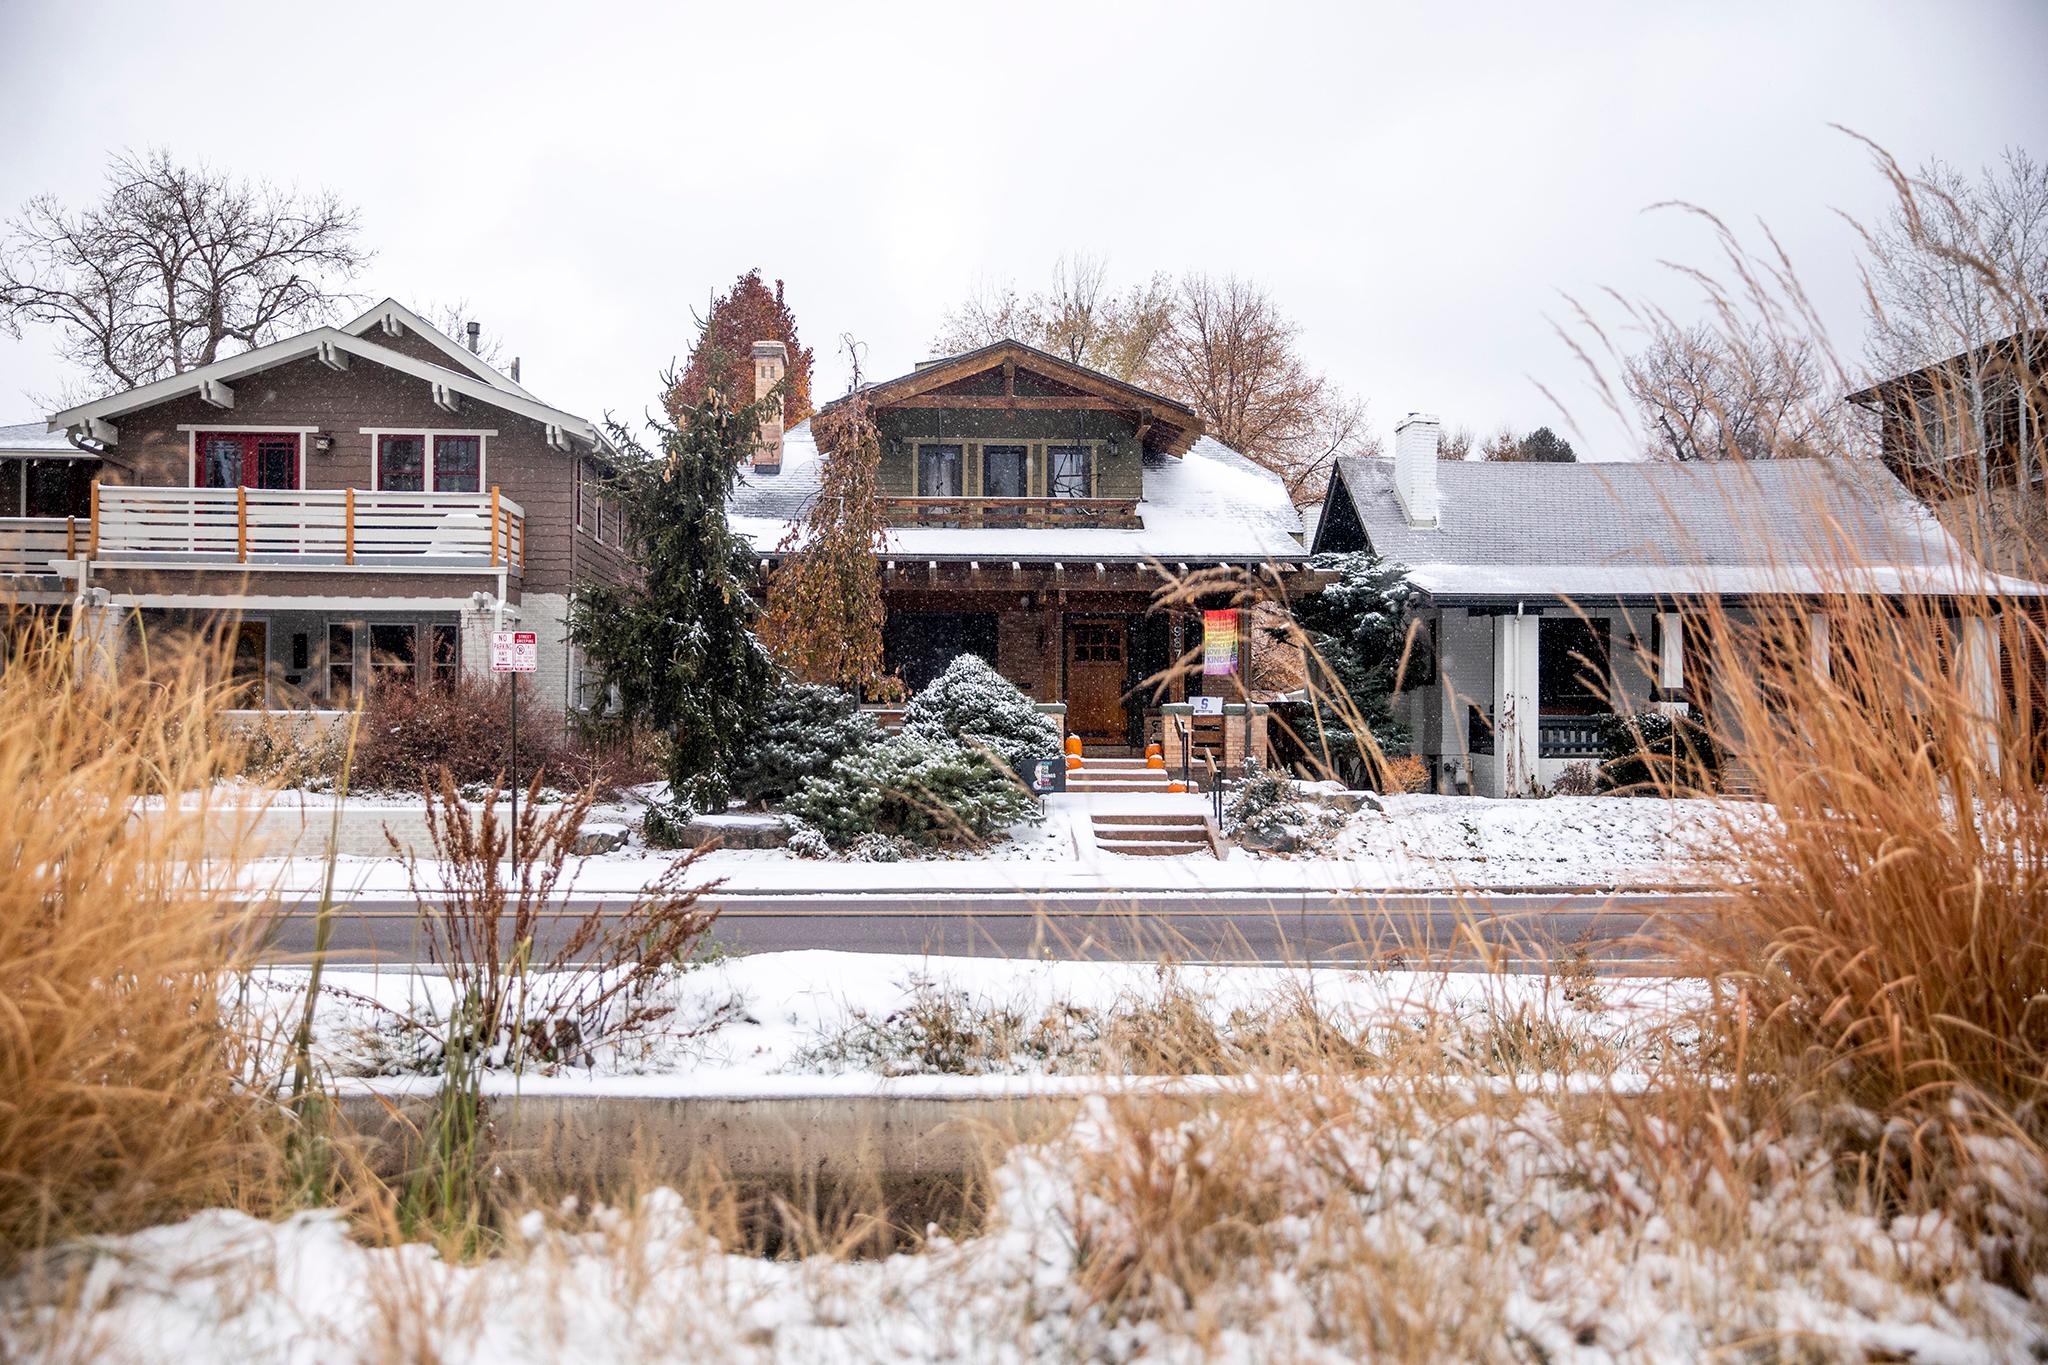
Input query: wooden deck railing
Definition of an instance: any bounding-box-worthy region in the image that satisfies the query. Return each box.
[882,496,1142,530]
[90,485,525,569]
[0,516,78,574]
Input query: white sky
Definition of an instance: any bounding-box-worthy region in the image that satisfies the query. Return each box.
[1,1,2043,460]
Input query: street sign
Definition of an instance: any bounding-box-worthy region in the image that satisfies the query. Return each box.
[491,630,538,673]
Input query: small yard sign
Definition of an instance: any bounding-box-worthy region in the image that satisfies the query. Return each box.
[1016,755,1067,796]
[491,630,538,673]
[1201,609,1238,676]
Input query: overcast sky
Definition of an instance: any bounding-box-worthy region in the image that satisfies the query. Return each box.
[1,1,2043,459]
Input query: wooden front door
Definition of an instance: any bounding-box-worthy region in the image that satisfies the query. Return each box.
[1065,618,1128,741]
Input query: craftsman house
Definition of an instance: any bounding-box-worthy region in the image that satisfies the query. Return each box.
[726,340,1314,766]
[4,300,626,709]
[1313,415,2037,796]
[1847,328,2045,498]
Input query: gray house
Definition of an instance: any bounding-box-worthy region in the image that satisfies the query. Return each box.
[1313,415,2033,796]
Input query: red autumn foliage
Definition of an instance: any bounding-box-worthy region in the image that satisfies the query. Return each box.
[669,269,815,423]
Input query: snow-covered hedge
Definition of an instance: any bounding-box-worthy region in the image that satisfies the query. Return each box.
[730,683,885,805]
[1225,768,1344,854]
[786,732,1038,849]
[901,654,1062,768]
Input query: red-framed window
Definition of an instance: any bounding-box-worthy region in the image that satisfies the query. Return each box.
[376,434,484,492]
[195,432,300,490]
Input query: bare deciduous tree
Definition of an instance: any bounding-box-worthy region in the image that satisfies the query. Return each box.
[929,252,1172,384]
[1437,425,1475,461]
[1625,319,1825,461]
[0,149,369,397]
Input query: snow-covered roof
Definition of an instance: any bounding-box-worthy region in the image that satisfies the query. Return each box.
[0,421,94,457]
[1325,455,2044,600]
[339,298,541,402]
[728,422,1309,564]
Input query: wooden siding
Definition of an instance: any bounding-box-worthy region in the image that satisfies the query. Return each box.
[97,350,619,597]
[875,407,1145,501]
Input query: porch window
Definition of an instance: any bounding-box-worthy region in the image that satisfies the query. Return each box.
[377,435,427,492]
[1538,617,1611,715]
[368,623,417,688]
[430,623,460,687]
[982,444,1028,498]
[917,443,963,497]
[433,436,481,492]
[1047,444,1092,498]
[197,432,300,489]
[2,459,91,518]
[327,623,355,705]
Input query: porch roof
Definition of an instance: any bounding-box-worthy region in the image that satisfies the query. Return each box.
[729,421,1310,566]
[1326,455,2046,602]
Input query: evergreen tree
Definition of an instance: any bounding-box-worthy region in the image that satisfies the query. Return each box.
[1288,551,1419,782]
[670,269,815,423]
[1517,426,1577,463]
[568,377,776,814]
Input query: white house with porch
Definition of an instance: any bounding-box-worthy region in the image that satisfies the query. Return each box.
[1311,415,2036,797]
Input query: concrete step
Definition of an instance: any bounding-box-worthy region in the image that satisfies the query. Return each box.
[1090,813,1220,859]
[1080,756,1159,770]
[1068,780,1176,793]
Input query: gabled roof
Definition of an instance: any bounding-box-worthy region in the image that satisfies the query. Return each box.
[1846,327,2047,405]
[46,317,610,454]
[340,298,541,401]
[727,421,1305,565]
[822,339,1204,457]
[1319,455,2040,600]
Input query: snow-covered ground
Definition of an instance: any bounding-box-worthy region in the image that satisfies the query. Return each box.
[239,792,1748,900]
[13,1087,2040,1364]
[256,950,1686,1090]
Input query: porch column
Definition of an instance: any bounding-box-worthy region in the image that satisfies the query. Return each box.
[72,589,123,682]
[1958,613,2003,772]
[1490,610,1540,797]
[1655,610,1688,715]
[1808,611,1831,683]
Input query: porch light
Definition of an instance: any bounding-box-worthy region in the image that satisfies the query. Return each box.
[313,433,334,454]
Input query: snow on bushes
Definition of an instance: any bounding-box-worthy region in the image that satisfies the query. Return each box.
[729,682,885,806]
[1225,768,1344,854]
[900,654,1061,768]
[786,731,1037,850]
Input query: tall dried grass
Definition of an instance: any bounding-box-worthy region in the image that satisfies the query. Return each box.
[0,611,288,1265]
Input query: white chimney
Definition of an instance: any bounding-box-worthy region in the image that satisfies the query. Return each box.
[1393,412,1442,528]
[751,340,788,474]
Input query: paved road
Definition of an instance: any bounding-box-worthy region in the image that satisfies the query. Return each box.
[254,888,1720,971]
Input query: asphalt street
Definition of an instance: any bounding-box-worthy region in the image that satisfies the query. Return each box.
[256,888,1720,971]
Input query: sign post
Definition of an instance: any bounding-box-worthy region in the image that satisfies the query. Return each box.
[490,630,538,865]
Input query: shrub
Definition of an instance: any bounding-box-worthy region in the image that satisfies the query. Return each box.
[1550,760,1600,797]
[1596,709,1718,795]
[351,676,648,797]
[1379,753,1431,794]
[1225,769,1344,854]
[900,654,1061,768]
[730,682,885,806]
[787,732,1037,849]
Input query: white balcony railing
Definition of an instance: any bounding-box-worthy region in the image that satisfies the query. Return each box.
[0,516,79,574]
[91,486,525,569]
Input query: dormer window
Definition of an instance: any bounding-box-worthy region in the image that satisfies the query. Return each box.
[1047,444,1094,498]
[982,444,1028,498]
[917,443,963,497]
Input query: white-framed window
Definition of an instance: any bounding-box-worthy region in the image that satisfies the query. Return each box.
[363,430,493,492]
[1046,443,1094,498]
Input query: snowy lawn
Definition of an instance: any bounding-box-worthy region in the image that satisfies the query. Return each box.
[238,792,1750,899]
[252,950,1687,1088]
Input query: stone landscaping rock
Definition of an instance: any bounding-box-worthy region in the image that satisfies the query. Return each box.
[676,813,791,849]
[1296,780,1381,813]
[572,821,632,855]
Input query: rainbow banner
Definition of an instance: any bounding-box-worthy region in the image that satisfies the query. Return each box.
[1202,609,1238,676]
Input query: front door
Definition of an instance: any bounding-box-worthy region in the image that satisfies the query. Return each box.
[1065,618,1128,742]
[196,432,300,489]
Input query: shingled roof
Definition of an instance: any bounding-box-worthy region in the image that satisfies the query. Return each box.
[1319,456,2040,601]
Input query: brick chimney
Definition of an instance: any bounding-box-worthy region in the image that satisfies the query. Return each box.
[752,339,787,474]
[1393,412,1441,528]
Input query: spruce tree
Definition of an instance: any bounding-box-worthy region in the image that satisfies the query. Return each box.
[568,374,776,815]
[1288,550,1418,782]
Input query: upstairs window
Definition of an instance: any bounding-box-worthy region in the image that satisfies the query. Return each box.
[377,435,427,491]
[1047,444,1093,499]
[433,436,481,492]
[196,432,300,490]
[917,443,963,497]
[376,433,485,492]
[982,444,1028,498]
